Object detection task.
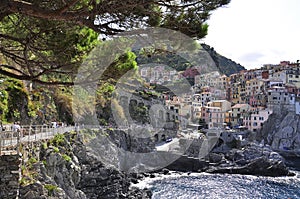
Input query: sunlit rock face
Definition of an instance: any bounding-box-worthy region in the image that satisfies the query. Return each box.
[260,108,300,153]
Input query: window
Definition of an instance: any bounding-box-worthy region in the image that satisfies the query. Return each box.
[254,117,257,120]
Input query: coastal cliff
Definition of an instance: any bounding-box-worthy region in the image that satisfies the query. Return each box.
[259,106,300,155]
[19,130,152,199]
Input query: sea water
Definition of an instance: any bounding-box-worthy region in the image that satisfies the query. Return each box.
[134,170,300,199]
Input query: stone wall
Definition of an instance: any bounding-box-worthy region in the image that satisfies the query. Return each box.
[0,152,21,199]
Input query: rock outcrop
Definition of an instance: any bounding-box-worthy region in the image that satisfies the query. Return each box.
[19,131,152,199]
[166,142,292,177]
[259,107,300,155]
[206,143,291,177]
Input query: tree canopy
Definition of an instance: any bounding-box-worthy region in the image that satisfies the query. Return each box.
[0,0,230,85]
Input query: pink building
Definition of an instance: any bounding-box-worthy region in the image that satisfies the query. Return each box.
[243,108,273,132]
[201,106,224,129]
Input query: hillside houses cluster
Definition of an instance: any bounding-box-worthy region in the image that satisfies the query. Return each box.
[140,61,300,132]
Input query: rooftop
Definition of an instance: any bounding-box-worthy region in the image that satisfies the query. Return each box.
[231,103,250,109]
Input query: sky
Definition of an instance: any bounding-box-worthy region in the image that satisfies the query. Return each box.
[202,0,300,70]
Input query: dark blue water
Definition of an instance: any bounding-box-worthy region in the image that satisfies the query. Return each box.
[148,171,300,199]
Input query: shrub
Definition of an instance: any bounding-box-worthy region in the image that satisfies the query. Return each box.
[50,133,65,146]
[28,157,37,165]
[62,154,71,162]
[53,146,59,153]
[42,160,47,166]
[42,142,48,149]
[44,184,58,196]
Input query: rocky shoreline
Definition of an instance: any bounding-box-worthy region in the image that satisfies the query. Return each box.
[167,142,294,177]
[19,130,295,198]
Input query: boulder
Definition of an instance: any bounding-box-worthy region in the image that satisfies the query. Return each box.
[206,143,290,177]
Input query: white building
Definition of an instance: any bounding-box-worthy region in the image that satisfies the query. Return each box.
[270,70,287,84]
[267,86,295,105]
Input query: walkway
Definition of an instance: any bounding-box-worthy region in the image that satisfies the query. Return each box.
[0,125,76,155]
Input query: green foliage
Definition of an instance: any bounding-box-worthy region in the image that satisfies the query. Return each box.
[97,83,115,96]
[42,142,48,150]
[147,5,162,26]
[75,28,100,60]
[99,118,108,126]
[50,133,65,147]
[21,165,26,173]
[116,51,138,71]
[0,88,8,121]
[0,0,230,84]
[53,88,74,125]
[0,78,31,122]
[0,13,99,84]
[62,154,72,162]
[20,176,35,186]
[53,146,60,153]
[42,160,47,166]
[95,49,139,85]
[20,157,38,186]
[28,157,38,165]
[44,184,58,196]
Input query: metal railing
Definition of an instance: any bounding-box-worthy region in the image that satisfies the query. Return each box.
[0,125,76,155]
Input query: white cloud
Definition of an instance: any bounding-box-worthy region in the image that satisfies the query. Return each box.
[202,0,300,69]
